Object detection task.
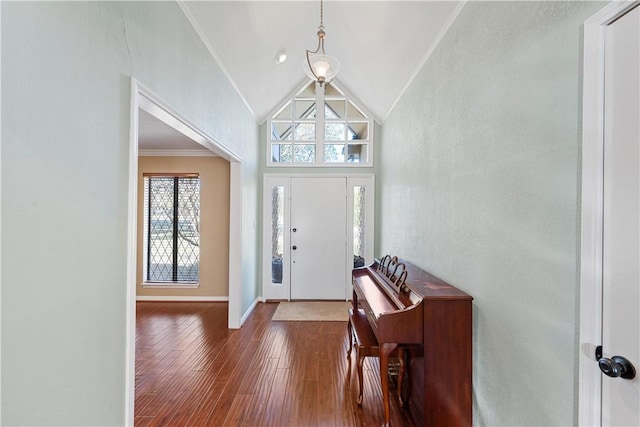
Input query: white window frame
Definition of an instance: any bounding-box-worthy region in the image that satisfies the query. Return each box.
[267,81,374,167]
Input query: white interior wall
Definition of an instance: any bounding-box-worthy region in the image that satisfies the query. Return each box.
[1,2,258,425]
[379,1,605,425]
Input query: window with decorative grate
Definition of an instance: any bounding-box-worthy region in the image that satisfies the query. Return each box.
[268,81,373,166]
[143,174,200,284]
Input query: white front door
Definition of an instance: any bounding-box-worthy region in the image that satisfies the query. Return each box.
[601,5,640,425]
[262,174,374,301]
[290,177,347,300]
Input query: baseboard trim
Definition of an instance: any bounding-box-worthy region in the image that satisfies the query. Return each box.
[240,297,263,325]
[136,296,229,302]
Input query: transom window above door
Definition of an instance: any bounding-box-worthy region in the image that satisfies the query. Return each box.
[268,81,373,166]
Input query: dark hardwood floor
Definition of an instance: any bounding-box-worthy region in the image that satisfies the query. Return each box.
[135,301,416,426]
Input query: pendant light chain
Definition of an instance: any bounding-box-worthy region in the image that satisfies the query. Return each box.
[316,0,326,55]
[304,0,339,85]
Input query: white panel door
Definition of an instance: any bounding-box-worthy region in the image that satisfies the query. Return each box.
[290,177,347,300]
[602,5,640,425]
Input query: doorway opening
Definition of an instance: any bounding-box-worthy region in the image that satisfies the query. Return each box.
[125,79,243,424]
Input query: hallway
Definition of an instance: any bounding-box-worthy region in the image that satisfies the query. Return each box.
[134,301,415,426]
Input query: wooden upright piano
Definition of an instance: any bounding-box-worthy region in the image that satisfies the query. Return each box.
[351,255,473,427]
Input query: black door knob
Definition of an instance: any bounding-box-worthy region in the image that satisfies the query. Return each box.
[292,228,297,232]
[292,245,297,250]
[598,355,636,380]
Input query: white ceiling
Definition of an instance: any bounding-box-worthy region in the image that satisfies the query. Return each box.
[181,1,463,123]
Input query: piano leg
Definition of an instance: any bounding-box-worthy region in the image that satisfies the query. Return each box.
[380,342,398,427]
[397,347,405,407]
[347,319,353,358]
[357,350,365,405]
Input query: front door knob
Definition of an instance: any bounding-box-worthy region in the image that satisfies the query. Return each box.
[292,245,297,250]
[597,349,636,380]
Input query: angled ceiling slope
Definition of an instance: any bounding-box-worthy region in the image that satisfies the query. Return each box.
[181,1,464,123]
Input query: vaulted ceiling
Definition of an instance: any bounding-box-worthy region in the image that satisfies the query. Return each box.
[140,1,465,150]
[180,1,464,123]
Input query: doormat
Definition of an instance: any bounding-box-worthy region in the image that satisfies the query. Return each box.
[272,301,350,322]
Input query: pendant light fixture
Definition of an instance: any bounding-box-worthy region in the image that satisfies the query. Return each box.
[303,0,340,86]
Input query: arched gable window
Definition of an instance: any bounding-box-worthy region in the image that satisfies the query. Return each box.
[268,81,373,166]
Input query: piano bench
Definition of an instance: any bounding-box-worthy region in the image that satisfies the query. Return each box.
[347,308,406,406]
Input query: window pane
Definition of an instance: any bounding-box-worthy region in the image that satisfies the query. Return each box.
[324,144,345,163]
[294,122,315,141]
[145,177,200,282]
[348,122,368,140]
[294,144,315,162]
[325,123,345,141]
[325,100,345,119]
[176,177,200,282]
[271,186,284,284]
[274,101,292,120]
[325,82,344,97]
[271,144,292,162]
[347,101,366,120]
[298,81,316,97]
[147,177,175,281]
[295,100,316,119]
[271,122,292,141]
[353,186,366,267]
[347,144,367,163]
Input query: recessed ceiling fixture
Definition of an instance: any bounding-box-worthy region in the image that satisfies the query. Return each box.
[303,0,340,86]
[274,49,287,65]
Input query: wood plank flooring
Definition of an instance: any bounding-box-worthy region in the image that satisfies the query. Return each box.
[135,301,416,426]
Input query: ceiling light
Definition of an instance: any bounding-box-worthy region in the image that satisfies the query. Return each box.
[303,0,340,86]
[275,49,287,65]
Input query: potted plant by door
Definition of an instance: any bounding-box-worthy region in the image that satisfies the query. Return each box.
[271,254,283,284]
